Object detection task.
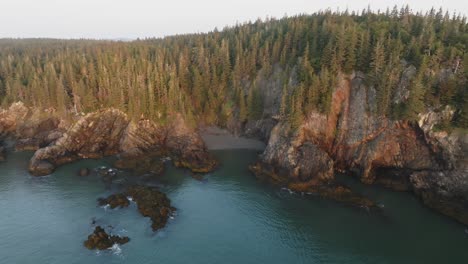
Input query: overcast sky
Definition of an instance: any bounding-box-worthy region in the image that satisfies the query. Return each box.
[1,0,466,39]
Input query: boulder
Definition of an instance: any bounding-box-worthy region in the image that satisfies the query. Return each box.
[29,160,54,176]
[78,167,90,177]
[0,146,5,161]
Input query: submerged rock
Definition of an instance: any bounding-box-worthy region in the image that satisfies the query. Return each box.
[172,152,217,174]
[0,146,5,161]
[83,226,129,250]
[190,173,205,181]
[114,151,165,177]
[79,167,90,177]
[97,167,117,177]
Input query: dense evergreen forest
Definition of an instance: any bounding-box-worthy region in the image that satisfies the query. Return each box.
[0,6,467,128]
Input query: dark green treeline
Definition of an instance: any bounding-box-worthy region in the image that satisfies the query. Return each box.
[0,6,467,128]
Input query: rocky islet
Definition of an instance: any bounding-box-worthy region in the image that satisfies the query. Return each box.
[97,186,175,231]
[92,185,175,249]
[84,226,130,250]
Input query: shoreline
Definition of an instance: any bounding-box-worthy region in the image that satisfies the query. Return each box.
[200,126,266,151]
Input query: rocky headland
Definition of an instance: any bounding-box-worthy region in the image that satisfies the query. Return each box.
[244,69,467,225]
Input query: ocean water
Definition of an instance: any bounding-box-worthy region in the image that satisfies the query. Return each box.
[0,150,467,264]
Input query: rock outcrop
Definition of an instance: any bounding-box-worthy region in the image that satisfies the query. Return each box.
[29,109,128,175]
[0,102,64,159]
[0,103,215,175]
[252,71,467,225]
[0,103,30,157]
[15,117,63,151]
[0,102,30,138]
[27,109,216,176]
[410,108,468,224]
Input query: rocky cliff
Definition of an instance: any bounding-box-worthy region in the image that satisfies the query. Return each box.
[0,104,216,176]
[250,71,467,225]
[0,69,466,225]
[0,102,65,153]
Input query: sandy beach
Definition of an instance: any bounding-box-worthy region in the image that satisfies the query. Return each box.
[200,127,266,150]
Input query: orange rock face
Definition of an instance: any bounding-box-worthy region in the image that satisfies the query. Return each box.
[253,72,467,224]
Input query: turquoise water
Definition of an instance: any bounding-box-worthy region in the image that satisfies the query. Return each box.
[0,150,467,264]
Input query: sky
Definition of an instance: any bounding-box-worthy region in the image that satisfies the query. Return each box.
[0,0,466,39]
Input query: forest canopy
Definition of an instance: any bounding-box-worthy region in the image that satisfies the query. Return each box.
[0,6,466,128]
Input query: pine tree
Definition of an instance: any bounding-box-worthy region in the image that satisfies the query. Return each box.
[357,30,371,71]
[279,85,288,119]
[306,74,320,114]
[343,27,358,74]
[238,89,248,122]
[56,77,68,115]
[288,86,304,130]
[0,9,465,128]
[247,83,263,120]
[404,74,425,120]
[369,37,385,84]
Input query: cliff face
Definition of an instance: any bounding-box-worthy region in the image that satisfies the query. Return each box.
[411,109,468,224]
[252,72,468,225]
